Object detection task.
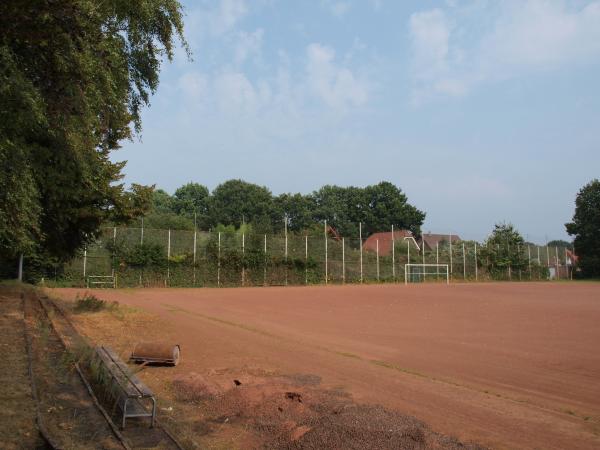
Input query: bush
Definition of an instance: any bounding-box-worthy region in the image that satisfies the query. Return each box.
[74,293,115,313]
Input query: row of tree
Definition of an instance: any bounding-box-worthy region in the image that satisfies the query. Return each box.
[142,179,426,238]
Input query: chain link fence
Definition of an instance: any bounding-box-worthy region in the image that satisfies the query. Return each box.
[62,226,575,288]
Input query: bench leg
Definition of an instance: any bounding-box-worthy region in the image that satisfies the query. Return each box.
[122,398,128,429]
[150,397,156,428]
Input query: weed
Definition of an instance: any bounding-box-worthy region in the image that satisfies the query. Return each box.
[74,293,117,313]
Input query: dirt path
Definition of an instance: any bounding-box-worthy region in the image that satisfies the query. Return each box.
[0,293,44,449]
[53,282,600,449]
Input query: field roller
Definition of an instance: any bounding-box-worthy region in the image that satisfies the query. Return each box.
[130,342,181,366]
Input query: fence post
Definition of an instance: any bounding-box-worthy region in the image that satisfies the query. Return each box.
[528,245,531,279]
[83,246,87,280]
[537,246,541,280]
[18,254,24,282]
[546,245,550,271]
[324,220,328,284]
[167,229,171,285]
[305,234,308,285]
[284,215,288,286]
[517,244,521,280]
[462,242,466,280]
[376,239,380,281]
[342,237,346,283]
[218,232,221,287]
[474,243,478,281]
[436,242,439,265]
[391,225,395,280]
[555,246,559,280]
[242,233,245,286]
[140,217,144,245]
[359,222,363,283]
[449,234,453,279]
[193,226,197,286]
[264,234,267,286]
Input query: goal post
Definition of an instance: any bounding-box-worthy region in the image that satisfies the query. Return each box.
[404,264,449,285]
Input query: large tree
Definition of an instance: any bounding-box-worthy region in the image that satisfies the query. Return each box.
[0,1,186,269]
[173,183,210,227]
[312,182,425,237]
[480,223,528,277]
[210,180,276,230]
[566,179,600,277]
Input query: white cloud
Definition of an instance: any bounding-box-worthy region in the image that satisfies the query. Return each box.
[408,1,600,103]
[322,0,350,18]
[214,0,248,34]
[306,43,369,108]
[234,29,264,65]
[178,72,209,98]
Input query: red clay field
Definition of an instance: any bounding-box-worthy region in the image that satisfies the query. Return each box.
[53,282,600,449]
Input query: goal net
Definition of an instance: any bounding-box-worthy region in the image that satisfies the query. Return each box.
[404,264,449,284]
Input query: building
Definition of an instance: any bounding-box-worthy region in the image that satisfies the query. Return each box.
[362,230,413,256]
[419,233,462,251]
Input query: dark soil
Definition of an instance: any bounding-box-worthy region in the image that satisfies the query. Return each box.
[0,290,44,449]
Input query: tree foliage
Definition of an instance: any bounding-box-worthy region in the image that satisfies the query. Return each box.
[566,179,600,277]
[0,0,186,271]
[147,179,425,238]
[479,223,528,276]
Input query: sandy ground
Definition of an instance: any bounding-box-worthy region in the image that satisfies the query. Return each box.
[52,282,600,449]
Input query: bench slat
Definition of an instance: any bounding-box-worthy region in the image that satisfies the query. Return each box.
[96,347,153,398]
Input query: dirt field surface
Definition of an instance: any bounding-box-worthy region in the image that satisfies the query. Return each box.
[52,282,600,449]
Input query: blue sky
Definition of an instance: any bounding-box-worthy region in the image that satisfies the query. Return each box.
[117,0,600,243]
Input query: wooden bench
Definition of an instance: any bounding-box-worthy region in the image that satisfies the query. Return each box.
[95,346,156,429]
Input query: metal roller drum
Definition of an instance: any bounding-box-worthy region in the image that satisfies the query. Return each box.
[130,343,181,366]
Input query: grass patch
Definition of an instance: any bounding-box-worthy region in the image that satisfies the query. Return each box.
[74,293,117,313]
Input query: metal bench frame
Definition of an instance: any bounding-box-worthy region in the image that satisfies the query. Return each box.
[95,346,156,429]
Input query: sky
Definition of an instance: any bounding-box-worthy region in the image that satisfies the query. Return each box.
[116,0,600,243]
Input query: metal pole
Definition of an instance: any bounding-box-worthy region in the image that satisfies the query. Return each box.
[555,246,559,280]
[546,245,550,269]
[305,234,308,285]
[193,215,197,286]
[565,247,569,280]
[284,215,288,286]
[264,234,267,286]
[218,232,221,287]
[193,215,197,264]
[449,234,453,279]
[528,245,531,279]
[167,229,171,284]
[342,237,346,283]
[324,220,328,284]
[391,225,395,280]
[140,217,144,245]
[462,242,466,279]
[242,233,245,286]
[436,242,439,265]
[359,222,363,283]
[18,254,23,282]
[474,243,478,281]
[83,246,87,279]
[376,239,380,281]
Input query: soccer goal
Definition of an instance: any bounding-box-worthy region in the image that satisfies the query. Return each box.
[87,274,116,288]
[404,264,449,285]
